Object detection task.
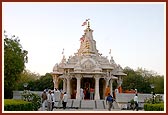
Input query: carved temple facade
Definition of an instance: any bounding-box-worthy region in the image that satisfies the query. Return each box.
[51,21,126,100]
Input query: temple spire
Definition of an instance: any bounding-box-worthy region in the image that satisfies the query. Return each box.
[77,19,100,56]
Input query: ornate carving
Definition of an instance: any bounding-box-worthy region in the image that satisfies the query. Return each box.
[81,59,95,71]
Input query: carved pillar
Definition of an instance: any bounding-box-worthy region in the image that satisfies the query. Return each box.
[105,77,110,89]
[53,75,59,89]
[63,78,66,92]
[117,76,122,87]
[117,76,123,93]
[76,75,82,100]
[94,75,100,100]
[52,75,56,89]
[66,76,71,98]
[53,75,56,89]
[56,77,59,89]
[110,79,113,95]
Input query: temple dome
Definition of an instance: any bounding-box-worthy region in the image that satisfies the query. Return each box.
[53,63,59,72]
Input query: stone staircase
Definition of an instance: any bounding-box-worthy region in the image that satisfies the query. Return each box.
[13,91,164,110]
[53,99,120,110]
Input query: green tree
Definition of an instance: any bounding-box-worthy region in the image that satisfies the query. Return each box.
[122,67,164,94]
[33,73,54,91]
[153,75,164,94]
[4,32,28,98]
[122,67,150,93]
[16,69,40,91]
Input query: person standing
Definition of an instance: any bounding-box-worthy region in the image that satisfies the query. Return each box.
[80,88,84,100]
[133,94,139,111]
[51,90,55,110]
[62,92,68,109]
[105,85,110,100]
[85,88,90,99]
[55,88,61,102]
[47,90,53,111]
[106,93,113,111]
[41,90,47,111]
[90,88,94,100]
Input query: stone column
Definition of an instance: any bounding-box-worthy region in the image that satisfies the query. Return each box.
[76,75,82,100]
[66,77,71,98]
[117,76,122,87]
[53,75,59,89]
[105,77,110,89]
[117,76,123,93]
[110,79,113,95]
[63,78,66,92]
[94,75,100,100]
[56,77,59,89]
[53,75,56,89]
[52,75,56,89]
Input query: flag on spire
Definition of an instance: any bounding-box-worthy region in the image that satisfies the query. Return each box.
[81,19,90,26]
[82,21,87,26]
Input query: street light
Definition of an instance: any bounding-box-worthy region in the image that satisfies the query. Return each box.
[150,84,155,104]
[23,83,28,91]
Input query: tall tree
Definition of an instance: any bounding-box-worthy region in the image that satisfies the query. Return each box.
[122,68,146,92]
[122,67,164,94]
[16,69,40,91]
[4,31,28,98]
[33,73,54,91]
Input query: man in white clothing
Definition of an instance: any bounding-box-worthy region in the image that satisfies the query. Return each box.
[62,92,68,109]
[80,88,84,100]
[133,94,139,111]
[51,90,55,110]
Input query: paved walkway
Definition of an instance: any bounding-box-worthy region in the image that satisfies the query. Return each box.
[39,107,144,112]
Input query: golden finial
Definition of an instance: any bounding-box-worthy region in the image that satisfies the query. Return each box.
[87,21,90,28]
[86,18,90,29]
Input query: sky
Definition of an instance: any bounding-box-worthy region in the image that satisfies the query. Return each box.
[2,2,166,76]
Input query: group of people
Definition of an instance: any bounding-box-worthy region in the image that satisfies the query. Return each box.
[41,86,139,111]
[41,88,68,111]
[80,87,95,100]
[105,85,139,111]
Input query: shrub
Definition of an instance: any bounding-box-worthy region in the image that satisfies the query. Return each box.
[4,99,34,111]
[144,103,164,111]
[144,94,164,111]
[21,90,41,110]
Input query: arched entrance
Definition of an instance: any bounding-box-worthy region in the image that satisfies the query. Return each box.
[81,77,95,99]
[70,78,77,99]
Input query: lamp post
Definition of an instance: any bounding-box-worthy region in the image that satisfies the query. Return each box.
[150,84,155,104]
[23,83,28,91]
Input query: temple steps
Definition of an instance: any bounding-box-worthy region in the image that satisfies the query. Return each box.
[54,99,109,109]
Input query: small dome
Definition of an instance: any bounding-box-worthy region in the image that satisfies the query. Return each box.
[53,63,59,72]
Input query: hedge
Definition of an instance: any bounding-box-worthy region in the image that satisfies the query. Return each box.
[4,99,34,111]
[144,103,164,111]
